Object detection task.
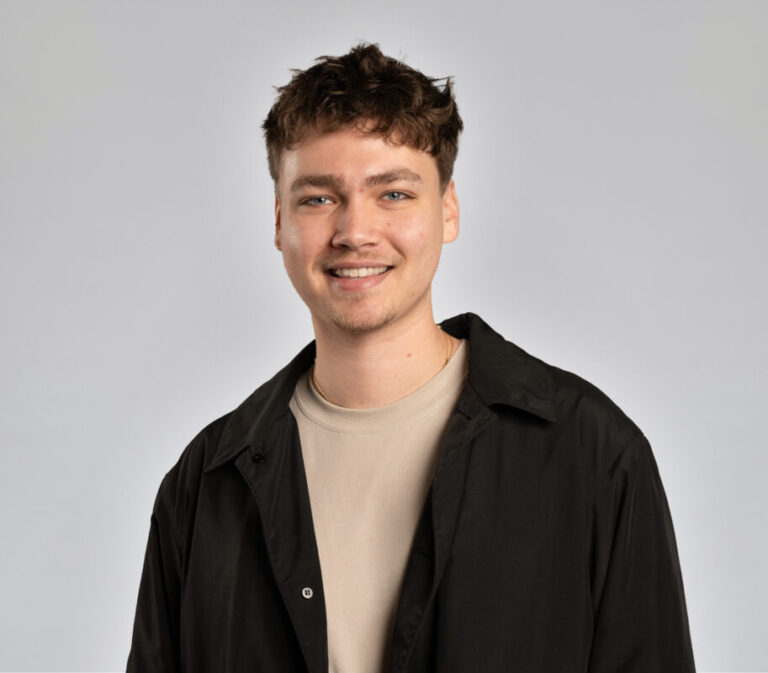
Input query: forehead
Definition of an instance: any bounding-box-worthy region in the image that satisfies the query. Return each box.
[278,126,439,189]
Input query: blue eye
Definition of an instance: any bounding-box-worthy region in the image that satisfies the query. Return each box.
[302,196,332,206]
[384,191,410,201]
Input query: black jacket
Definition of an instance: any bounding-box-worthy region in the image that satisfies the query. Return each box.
[127,312,696,672]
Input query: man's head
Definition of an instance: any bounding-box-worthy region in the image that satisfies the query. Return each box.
[263,45,463,336]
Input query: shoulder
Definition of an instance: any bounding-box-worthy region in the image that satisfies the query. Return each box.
[149,343,312,532]
[154,339,316,510]
[151,410,234,533]
[545,359,647,475]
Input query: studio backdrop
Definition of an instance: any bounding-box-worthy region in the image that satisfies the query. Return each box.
[0,1,766,671]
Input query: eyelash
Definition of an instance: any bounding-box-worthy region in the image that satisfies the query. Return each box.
[383,191,411,201]
[299,191,412,206]
[301,196,333,206]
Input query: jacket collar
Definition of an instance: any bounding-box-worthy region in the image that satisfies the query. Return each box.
[203,312,556,473]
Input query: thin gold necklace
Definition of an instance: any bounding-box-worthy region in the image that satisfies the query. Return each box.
[311,325,456,405]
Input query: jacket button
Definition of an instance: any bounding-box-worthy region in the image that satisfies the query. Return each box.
[252,452,265,463]
[301,587,313,599]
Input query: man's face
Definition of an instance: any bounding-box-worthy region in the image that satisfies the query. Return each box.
[274,125,459,335]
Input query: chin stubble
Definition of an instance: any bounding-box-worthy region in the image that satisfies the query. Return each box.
[329,307,397,334]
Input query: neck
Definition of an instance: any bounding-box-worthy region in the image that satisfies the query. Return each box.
[311,311,460,409]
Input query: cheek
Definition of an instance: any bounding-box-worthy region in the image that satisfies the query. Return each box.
[279,238,314,286]
[282,228,321,262]
[404,219,443,253]
[399,231,443,282]
[400,212,440,244]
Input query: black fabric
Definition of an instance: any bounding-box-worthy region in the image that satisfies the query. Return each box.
[126,312,696,672]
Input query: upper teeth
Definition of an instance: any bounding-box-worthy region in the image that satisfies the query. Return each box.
[331,266,388,278]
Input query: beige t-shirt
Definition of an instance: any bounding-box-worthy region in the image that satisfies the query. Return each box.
[288,340,469,673]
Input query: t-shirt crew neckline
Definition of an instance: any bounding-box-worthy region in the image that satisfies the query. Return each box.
[292,339,468,435]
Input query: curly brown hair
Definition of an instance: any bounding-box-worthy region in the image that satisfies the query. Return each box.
[262,43,463,192]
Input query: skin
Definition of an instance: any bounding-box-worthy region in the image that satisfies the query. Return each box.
[274,125,460,408]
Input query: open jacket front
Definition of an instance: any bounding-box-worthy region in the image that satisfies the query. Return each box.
[127,312,696,672]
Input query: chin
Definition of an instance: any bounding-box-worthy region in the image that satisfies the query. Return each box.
[328,306,398,334]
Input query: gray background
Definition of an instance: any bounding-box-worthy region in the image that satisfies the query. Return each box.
[1,1,765,671]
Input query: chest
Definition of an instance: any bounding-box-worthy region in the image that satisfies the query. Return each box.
[179,413,594,672]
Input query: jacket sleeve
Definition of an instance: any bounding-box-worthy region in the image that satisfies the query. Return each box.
[587,432,696,672]
[126,478,183,672]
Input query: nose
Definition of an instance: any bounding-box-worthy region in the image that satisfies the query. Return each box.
[330,196,382,250]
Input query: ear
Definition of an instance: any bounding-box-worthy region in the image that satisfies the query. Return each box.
[442,180,459,243]
[274,196,282,251]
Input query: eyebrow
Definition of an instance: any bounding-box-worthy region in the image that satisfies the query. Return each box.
[289,168,423,193]
[289,173,344,193]
[363,168,423,187]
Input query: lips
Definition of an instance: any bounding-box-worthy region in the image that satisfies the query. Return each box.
[328,266,390,278]
[325,264,393,290]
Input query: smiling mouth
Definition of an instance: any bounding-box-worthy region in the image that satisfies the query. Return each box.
[328,266,391,278]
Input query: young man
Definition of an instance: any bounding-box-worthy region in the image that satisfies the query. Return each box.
[127,44,696,672]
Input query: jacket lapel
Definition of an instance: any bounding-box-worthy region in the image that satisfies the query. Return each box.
[235,412,328,673]
[388,383,496,673]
